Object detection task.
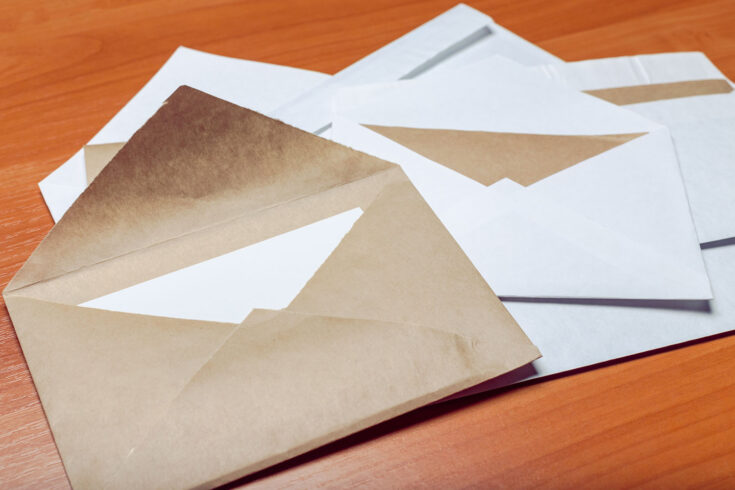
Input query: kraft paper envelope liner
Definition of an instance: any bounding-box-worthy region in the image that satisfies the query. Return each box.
[4,87,539,489]
[585,78,733,105]
[364,125,644,186]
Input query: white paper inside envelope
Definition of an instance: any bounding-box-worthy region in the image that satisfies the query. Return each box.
[331,57,711,300]
[527,52,735,243]
[271,4,560,134]
[39,46,330,222]
[82,208,363,323]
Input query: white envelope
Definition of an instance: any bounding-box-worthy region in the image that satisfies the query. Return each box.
[330,56,711,300]
[39,46,330,222]
[460,55,735,394]
[270,3,561,133]
[526,52,735,244]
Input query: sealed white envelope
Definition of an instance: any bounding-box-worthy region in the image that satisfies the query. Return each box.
[330,57,711,300]
[39,46,330,222]
[271,3,560,133]
[527,52,735,244]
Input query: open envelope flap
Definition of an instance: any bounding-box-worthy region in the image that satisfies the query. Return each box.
[4,87,538,488]
[101,179,539,489]
[364,124,645,186]
[6,86,395,295]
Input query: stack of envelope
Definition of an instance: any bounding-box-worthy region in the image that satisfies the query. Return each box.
[6,3,735,488]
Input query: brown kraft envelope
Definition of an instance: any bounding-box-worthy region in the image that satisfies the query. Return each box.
[4,86,540,489]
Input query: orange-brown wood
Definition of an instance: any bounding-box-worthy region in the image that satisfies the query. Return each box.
[1,1,735,487]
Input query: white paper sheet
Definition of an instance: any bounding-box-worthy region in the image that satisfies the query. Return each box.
[528,52,735,243]
[39,46,330,222]
[270,4,560,133]
[331,57,710,300]
[82,208,363,323]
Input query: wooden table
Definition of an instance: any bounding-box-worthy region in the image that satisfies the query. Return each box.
[2,0,735,487]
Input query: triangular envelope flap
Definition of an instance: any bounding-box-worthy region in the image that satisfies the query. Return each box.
[105,308,529,489]
[287,179,536,353]
[365,125,644,186]
[3,296,236,489]
[8,86,395,293]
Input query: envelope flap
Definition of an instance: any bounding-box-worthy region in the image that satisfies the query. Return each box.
[7,87,396,293]
[287,178,534,350]
[365,124,645,186]
[3,295,236,489]
[104,308,539,489]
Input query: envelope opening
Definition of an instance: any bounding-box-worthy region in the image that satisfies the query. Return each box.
[364,124,646,186]
[80,207,365,324]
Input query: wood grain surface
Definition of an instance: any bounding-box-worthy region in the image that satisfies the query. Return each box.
[2,0,735,488]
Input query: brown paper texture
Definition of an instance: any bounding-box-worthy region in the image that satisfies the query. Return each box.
[585,78,733,105]
[83,142,125,184]
[365,124,644,186]
[4,86,539,489]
